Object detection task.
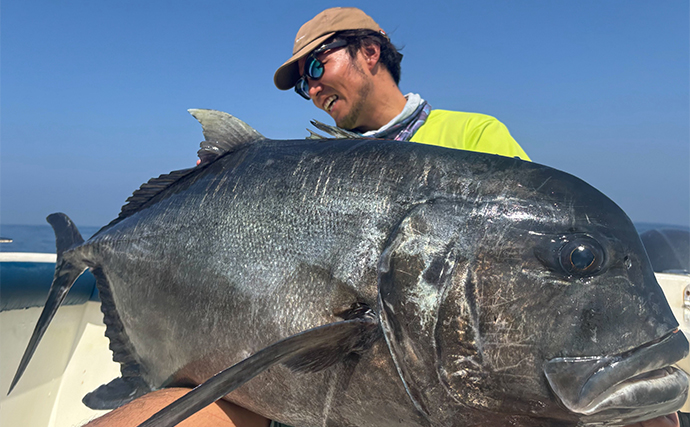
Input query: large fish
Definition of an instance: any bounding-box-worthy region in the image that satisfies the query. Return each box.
[9,110,689,426]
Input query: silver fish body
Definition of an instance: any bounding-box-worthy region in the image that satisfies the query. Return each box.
[11,111,688,427]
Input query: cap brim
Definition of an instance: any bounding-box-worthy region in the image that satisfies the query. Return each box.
[274,32,335,90]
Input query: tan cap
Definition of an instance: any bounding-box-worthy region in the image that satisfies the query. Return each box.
[273,7,383,90]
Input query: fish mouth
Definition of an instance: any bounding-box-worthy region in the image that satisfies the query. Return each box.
[544,330,689,423]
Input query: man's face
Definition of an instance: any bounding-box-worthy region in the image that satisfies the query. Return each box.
[298,46,373,131]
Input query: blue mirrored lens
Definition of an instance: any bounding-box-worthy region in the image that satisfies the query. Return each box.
[295,77,310,100]
[295,40,347,100]
[306,57,324,79]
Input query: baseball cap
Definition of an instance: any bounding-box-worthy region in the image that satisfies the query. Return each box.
[273,7,384,90]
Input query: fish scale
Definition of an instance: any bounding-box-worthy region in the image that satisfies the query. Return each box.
[9,110,688,427]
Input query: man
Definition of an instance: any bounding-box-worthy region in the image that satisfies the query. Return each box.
[85,8,681,427]
[273,7,530,160]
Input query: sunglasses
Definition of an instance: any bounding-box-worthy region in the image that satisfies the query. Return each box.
[295,39,348,100]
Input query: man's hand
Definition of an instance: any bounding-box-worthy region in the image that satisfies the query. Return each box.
[625,413,679,427]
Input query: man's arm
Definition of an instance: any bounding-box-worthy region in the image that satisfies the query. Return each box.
[83,387,679,427]
[83,387,270,427]
[626,413,680,427]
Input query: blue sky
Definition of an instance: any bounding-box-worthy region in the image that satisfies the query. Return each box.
[2,0,688,227]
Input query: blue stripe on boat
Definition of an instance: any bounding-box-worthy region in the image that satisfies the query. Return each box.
[0,255,98,311]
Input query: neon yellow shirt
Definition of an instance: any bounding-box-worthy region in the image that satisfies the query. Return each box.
[410,110,530,161]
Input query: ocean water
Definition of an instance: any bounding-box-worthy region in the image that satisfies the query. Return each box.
[0,224,101,253]
[635,223,690,236]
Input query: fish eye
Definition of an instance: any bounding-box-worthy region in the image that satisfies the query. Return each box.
[558,238,605,277]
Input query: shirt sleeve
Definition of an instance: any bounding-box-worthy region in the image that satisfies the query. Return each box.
[467,118,531,161]
[410,110,531,161]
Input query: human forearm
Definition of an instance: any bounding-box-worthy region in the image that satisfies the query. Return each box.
[624,413,679,427]
[83,387,270,427]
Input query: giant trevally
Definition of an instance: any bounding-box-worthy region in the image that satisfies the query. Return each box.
[9,110,689,426]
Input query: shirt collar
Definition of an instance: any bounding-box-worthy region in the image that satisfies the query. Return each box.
[361,93,425,137]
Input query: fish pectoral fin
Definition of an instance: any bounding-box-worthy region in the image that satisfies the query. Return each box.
[284,312,380,373]
[137,316,380,427]
[82,376,151,410]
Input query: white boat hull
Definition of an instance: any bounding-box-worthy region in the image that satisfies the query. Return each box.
[0,301,119,426]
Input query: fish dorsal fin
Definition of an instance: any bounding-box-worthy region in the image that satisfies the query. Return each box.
[309,120,367,139]
[306,128,328,140]
[101,168,196,230]
[102,110,264,230]
[188,109,265,163]
[119,168,195,217]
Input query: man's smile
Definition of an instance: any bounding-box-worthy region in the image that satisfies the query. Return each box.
[324,95,338,113]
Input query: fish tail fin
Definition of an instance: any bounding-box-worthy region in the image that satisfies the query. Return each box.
[49,212,85,258]
[8,213,87,395]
